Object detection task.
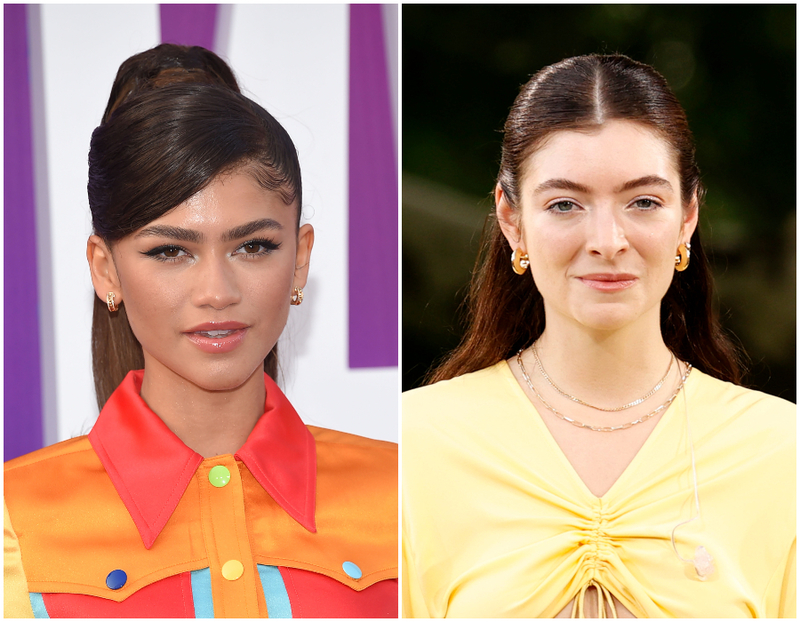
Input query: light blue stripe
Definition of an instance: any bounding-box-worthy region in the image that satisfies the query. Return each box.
[190,568,214,618]
[257,564,292,618]
[29,593,49,618]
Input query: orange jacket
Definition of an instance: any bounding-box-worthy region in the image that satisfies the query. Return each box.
[5,371,397,617]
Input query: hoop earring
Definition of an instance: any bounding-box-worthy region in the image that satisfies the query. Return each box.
[675,242,691,272]
[511,249,530,275]
[106,291,118,312]
[290,287,304,306]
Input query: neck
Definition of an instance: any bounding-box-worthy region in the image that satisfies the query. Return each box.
[139,361,266,458]
[534,308,673,407]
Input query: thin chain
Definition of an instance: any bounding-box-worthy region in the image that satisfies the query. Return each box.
[517,349,692,432]
[530,342,674,412]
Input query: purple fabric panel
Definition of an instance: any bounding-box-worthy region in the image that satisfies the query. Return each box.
[4,5,44,460]
[159,4,218,50]
[348,5,398,368]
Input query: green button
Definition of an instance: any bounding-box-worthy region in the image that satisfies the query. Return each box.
[209,465,231,488]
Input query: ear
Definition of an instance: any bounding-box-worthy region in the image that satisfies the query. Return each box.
[293,223,314,289]
[681,192,700,243]
[495,184,526,252]
[86,235,122,305]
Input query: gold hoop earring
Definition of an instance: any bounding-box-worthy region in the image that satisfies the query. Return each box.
[106,291,118,312]
[290,287,304,306]
[511,249,530,275]
[675,242,691,272]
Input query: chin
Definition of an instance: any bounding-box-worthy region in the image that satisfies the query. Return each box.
[573,305,645,333]
[182,362,264,393]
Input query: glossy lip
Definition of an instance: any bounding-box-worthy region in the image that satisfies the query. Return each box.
[184,321,250,353]
[576,273,638,292]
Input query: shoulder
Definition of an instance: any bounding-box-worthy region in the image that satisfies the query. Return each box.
[689,369,795,463]
[309,425,397,452]
[309,426,396,467]
[4,437,116,547]
[690,369,795,430]
[5,438,101,513]
[5,436,95,478]
[402,361,529,466]
[308,426,396,503]
[403,361,514,422]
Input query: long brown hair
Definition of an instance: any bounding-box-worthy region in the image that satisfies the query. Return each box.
[89,45,300,408]
[429,54,744,385]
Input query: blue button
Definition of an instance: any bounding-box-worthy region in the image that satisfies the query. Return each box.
[342,561,362,580]
[106,569,127,590]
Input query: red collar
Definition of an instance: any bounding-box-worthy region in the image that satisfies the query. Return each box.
[88,371,317,549]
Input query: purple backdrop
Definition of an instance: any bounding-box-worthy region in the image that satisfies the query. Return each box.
[348,4,398,368]
[4,5,44,460]
[4,5,398,461]
[160,4,218,51]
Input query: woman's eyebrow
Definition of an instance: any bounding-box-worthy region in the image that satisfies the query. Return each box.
[615,175,674,193]
[534,178,591,195]
[135,225,201,242]
[222,218,283,241]
[133,218,283,243]
[534,176,674,196]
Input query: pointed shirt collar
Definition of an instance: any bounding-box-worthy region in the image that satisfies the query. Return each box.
[88,370,317,549]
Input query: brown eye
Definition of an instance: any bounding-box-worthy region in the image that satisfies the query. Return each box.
[235,239,280,256]
[142,245,189,261]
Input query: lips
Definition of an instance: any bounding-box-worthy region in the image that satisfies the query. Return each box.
[184,322,249,353]
[577,273,637,291]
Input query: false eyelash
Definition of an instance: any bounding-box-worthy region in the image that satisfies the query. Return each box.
[141,244,189,262]
[237,238,281,254]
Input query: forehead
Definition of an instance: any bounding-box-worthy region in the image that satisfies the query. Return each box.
[152,172,295,229]
[521,120,679,191]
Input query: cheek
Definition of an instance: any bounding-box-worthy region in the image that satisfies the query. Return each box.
[241,259,297,317]
[524,223,579,274]
[121,272,183,338]
[637,226,679,263]
[244,279,289,311]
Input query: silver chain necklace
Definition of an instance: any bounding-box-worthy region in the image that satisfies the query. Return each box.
[517,349,692,432]
[530,342,674,411]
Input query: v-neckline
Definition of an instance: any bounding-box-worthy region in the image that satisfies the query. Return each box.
[501,359,692,504]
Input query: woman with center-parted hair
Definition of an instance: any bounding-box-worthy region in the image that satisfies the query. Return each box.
[402,54,794,618]
[4,45,397,618]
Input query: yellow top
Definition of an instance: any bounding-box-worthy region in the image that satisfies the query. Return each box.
[402,362,796,618]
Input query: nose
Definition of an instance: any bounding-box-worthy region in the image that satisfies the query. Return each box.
[585,207,629,259]
[191,255,242,310]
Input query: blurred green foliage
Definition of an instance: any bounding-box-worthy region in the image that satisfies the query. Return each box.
[402,5,796,400]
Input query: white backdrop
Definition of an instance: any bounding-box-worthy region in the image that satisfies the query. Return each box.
[30,4,398,445]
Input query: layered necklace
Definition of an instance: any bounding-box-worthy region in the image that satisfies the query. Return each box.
[518,343,712,579]
[531,342,673,411]
[516,344,692,432]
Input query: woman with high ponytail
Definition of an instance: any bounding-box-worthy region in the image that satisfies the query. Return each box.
[5,44,397,618]
[403,55,794,618]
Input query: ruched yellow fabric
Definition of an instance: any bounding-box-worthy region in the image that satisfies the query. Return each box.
[402,362,795,618]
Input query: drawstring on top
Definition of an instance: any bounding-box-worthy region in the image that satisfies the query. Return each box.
[571,580,618,618]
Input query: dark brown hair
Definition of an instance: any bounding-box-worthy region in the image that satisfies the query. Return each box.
[89,46,301,408]
[101,44,240,124]
[429,54,744,384]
